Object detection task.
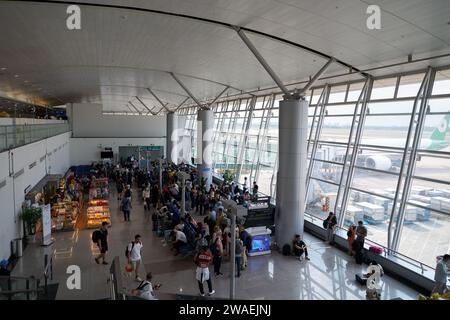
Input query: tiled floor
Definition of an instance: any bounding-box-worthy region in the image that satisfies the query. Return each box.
[12,186,420,300]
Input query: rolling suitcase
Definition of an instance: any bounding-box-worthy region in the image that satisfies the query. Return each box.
[369,246,383,254]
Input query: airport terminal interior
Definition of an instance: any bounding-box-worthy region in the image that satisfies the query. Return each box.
[0,0,449,301]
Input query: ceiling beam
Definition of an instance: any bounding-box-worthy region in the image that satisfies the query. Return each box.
[233,26,291,97]
[169,72,203,108]
[207,86,230,108]
[299,58,335,95]
[146,88,171,112]
[171,96,190,113]
[135,96,153,113]
[128,101,142,114]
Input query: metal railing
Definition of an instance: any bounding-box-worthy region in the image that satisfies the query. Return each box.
[0,123,70,152]
[304,212,435,275]
[0,275,42,300]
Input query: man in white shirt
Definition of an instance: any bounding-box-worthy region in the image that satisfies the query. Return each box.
[131,272,161,300]
[209,208,217,223]
[171,229,187,256]
[127,234,144,281]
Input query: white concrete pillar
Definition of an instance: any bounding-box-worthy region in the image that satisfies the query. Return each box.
[275,98,309,248]
[197,109,213,191]
[166,112,178,163]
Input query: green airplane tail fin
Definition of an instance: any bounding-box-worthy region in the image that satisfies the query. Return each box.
[430,113,450,141]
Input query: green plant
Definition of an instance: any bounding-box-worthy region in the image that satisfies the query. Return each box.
[222,169,235,184]
[20,207,42,235]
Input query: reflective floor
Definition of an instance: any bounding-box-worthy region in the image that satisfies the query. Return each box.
[13,186,420,300]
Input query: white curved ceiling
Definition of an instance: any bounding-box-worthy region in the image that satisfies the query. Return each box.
[0,0,449,112]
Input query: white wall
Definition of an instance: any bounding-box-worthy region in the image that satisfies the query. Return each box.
[70,137,166,165]
[0,131,71,260]
[71,103,166,138]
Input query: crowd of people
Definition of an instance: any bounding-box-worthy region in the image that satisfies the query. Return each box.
[88,159,449,299]
[90,159,257,298]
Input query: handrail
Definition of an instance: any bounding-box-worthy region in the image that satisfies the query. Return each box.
[202,167,437,273]
[318,219,435,273]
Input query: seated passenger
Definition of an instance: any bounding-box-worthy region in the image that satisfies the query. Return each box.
[170,230,188,256]
[292,234,310,261]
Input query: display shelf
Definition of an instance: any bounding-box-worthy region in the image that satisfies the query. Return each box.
[51,201,79,232]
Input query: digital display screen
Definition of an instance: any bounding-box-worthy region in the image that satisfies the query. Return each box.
[101,151,113,159]
[249,234,270,253]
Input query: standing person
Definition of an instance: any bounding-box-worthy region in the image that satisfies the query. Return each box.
[347,225,357,256]
[354,220,368,264]
[121,196,132,222]
[325,212,338,245]
[432,254,450,294]
[143,185,151,211]
[235,235,244,277]
[124,185,132,199]
[252,181,259,201]
[211,235,223,276]
[127,235,144,281]
[194,246,216,297]
[116,180,124,201]
[292,234,310,261]
[93,222,109,265]
[239,225,250,269]
[356,220,368,246]
[243,177,248,193]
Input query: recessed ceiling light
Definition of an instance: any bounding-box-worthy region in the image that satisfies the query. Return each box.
[14,74,19,78]
[24,80,29,83]
[38,88,42,90]
[0,67,6,71]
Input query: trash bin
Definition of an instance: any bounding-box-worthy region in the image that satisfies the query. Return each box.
[11,238,23,258]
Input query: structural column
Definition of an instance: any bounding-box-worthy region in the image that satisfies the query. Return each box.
[275,97,309,248]
[197,109,213,191]
[166,112,179,164]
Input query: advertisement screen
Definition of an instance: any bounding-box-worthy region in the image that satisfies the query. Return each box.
[249,234,270,254]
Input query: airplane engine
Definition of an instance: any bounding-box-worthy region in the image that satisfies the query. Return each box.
[365,156,392,171]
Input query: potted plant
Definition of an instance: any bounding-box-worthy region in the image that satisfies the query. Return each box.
[222,169,235,184]
[20,207,42,239]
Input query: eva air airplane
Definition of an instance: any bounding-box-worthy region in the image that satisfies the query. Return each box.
[358,113,450,171]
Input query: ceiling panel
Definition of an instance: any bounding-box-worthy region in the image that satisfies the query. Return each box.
[0,0,449,112]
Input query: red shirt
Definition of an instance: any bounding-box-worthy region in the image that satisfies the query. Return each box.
[196,251,212,268]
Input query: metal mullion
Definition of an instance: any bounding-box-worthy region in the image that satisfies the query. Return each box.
[336,78,373,227]
[353,164,400,176]
[307,87,326,154]
[344,83,350,103]
[227,100,241,171]
[349,186,395,201]
[412,175,450,186]
[309,176,340,187]
[224,99,239,170]
[249,97,268,182]
[305,85,330,194]
[313,158,344,166]
[334,78,369,219]
[236,97,256,181]
[393,76,401,99]
[387,70,430,253]
[405,201,450,216]
[254,95,275,183]
[392,68,435,251]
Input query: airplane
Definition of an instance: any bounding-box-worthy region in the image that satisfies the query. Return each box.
[331,113,450,171]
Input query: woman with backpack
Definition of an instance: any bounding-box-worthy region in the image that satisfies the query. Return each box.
[347,224,357,256]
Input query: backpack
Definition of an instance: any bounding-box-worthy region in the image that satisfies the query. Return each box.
[210,241,219,256]
[92,230,101,243]
[125,242,135,258]
[282,244,291,256]
[347,229,353,237]
[323,220,329,229]
[235,241,243,255]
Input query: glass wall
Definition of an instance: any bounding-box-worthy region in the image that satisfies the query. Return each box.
[181,67,450,269]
